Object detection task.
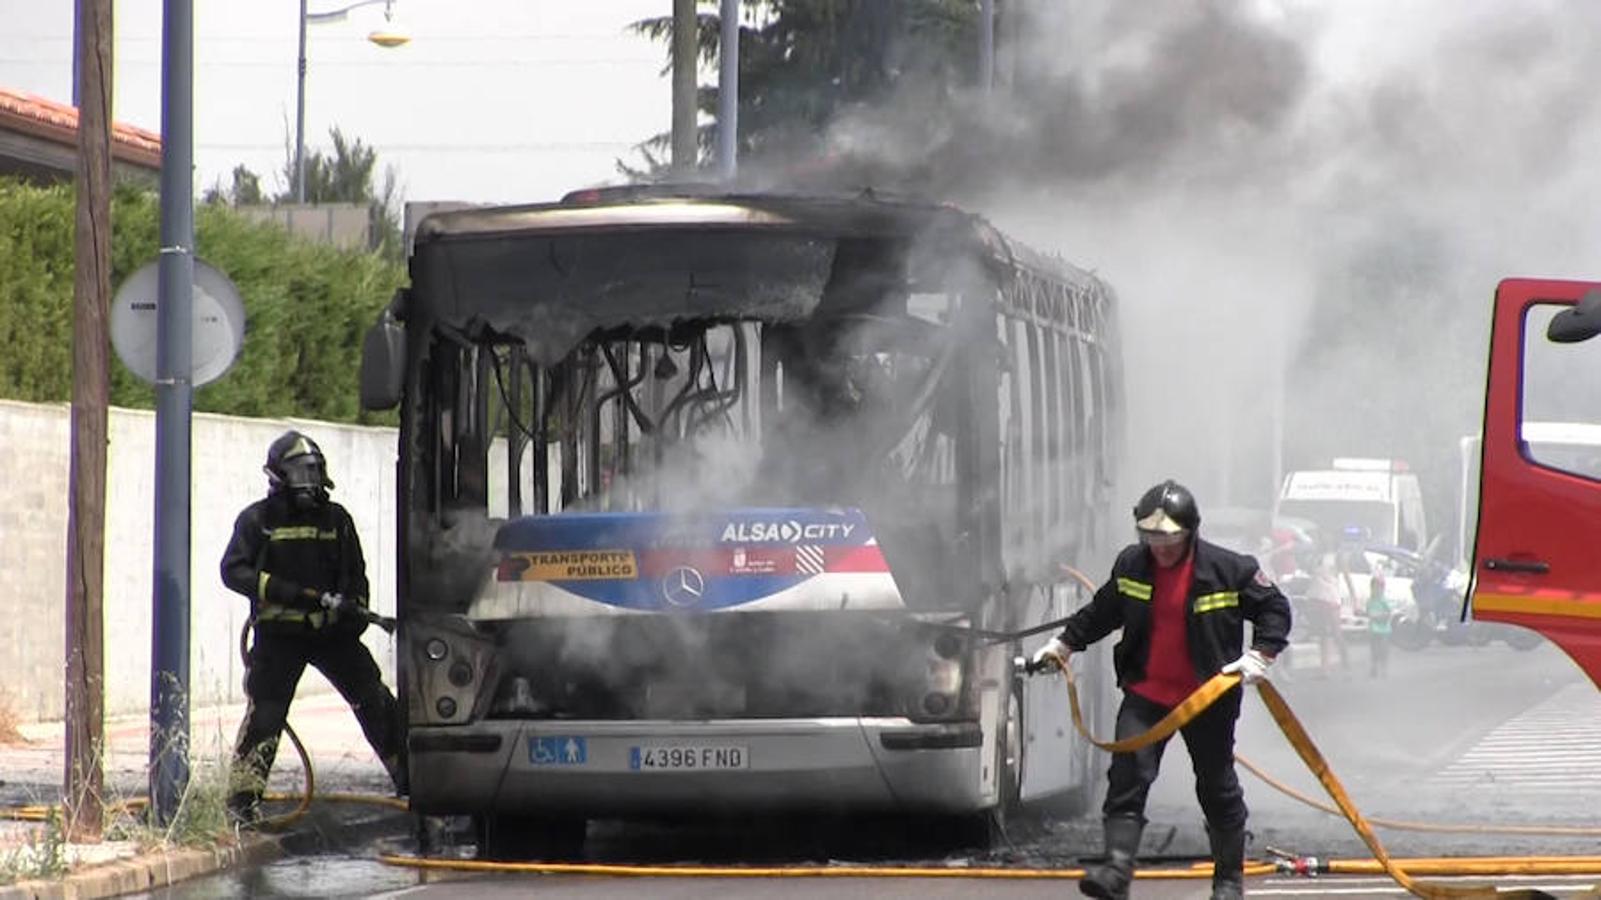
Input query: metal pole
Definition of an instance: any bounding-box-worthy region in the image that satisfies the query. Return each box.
[71,0,82,107]
[151,0,194,827]
[295,0,308,202]
[979,0,994,91]
[670,0,697,173]
[717,0,738,182]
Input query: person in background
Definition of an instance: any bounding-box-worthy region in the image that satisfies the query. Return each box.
[1031,480,1293,900]
[1306,553,1349,676]
[219,430,407,824]
[1366,560,1394,678]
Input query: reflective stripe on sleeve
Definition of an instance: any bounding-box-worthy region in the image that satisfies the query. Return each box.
[1194,591,1240,613]
[1117,577,1153,601]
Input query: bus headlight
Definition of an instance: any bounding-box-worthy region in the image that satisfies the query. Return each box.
[407,617,497,725]
[913,638,965,720]
[927,658,963,695]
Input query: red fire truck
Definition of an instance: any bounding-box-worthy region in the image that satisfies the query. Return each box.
[1470,281,1601,687]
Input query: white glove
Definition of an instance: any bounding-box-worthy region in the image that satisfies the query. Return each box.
[1221,649,1273,685]
[1030,637,1072,672]
[320,592,346,613]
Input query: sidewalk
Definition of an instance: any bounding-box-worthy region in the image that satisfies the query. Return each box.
[0,690,395,899]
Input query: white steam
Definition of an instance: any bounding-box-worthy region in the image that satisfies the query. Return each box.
[791,0,1601,538]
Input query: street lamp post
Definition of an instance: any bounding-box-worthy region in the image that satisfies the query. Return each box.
[294,0,408,203]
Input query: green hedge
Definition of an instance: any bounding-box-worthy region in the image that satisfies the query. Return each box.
[0,177,405,424]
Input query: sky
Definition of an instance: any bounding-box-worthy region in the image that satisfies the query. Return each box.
[0,0,671,203]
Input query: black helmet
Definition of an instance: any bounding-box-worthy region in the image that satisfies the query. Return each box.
[265,430,334,505]
[1133,479,1200,534]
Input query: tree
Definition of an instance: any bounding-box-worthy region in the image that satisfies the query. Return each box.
[204,126,404,260]
[201,164,264,207]
[628,1,981,180]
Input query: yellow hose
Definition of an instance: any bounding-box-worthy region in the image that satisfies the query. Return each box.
[375,854,1282,880]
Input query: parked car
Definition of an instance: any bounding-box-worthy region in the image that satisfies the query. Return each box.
[1354,543,1543,652]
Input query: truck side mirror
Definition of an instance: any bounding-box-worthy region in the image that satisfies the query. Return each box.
[360,306,406,411]
[1547,288,1601,344]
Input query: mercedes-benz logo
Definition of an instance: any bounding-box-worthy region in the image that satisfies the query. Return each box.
[661,565,706,608]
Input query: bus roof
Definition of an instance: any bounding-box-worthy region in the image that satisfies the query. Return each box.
[403,188,1111,365]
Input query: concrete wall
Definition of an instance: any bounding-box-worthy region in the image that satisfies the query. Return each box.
[0,399,397,724]
[237,203,372,251]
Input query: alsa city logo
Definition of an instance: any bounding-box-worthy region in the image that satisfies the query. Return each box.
[720,520,857,543]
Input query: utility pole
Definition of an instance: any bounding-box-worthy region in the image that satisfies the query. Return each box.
[671,0,697,174]
[65,0,112,844]
[151,0,195,826]
[979,0,995,91]
[716,0,738,181]
[295,0,308,202]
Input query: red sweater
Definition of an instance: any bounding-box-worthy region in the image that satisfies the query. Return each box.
[1129,550,1199,707]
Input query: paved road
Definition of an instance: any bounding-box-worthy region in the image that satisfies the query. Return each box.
[132,639,1601,899]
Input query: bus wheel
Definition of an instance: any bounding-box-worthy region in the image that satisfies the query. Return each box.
[999,687,1025,818]
[474,813,587,861]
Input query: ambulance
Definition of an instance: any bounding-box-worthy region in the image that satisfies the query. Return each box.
[1274,458,1429,553]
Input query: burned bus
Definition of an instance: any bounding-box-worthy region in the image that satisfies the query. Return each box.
[358,188,1124,856]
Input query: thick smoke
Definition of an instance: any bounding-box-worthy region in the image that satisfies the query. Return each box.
[764,0,1601,543]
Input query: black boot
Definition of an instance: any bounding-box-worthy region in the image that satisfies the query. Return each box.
[1207,824,1246,900]
[1080,815,1144,900]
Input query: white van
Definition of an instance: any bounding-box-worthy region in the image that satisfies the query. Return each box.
[1274,458,1429,552]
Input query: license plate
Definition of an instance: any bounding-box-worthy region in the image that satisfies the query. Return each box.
[629,744,748,771]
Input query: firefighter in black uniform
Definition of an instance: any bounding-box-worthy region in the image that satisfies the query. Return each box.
[1032,480,1292,900]
[220,430,406,823]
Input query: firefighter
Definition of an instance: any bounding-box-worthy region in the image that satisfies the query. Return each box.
[1032,480,1292,900]
[219,430,406,824]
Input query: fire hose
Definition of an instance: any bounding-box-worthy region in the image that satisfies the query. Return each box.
[236,604,408,832]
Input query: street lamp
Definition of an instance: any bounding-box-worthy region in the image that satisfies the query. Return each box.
[295,0,410,203]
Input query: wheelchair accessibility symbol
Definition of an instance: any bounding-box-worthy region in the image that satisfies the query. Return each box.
[529,735,587,766]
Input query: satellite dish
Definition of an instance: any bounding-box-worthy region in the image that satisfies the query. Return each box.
[110,259,246,387]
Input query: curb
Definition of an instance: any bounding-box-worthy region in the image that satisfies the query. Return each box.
[0,833,282,900]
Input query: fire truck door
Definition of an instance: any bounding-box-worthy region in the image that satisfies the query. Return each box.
[1472,279,1601,687]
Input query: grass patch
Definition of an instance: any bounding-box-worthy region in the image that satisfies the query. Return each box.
[106,736,239,851]
[0,808,67,885]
